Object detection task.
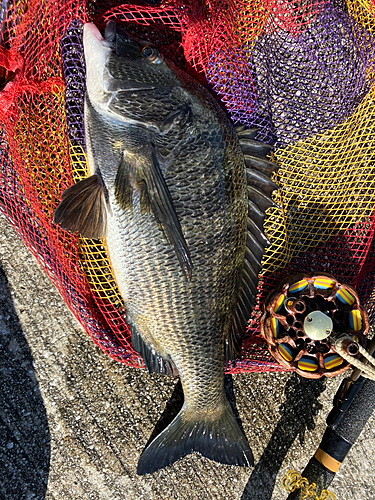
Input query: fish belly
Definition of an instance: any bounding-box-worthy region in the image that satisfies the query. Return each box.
[105,149,245,409]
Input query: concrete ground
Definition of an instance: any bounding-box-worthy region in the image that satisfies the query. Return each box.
[0,211,374,500]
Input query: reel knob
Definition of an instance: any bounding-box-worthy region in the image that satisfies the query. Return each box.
[304,311,333,341]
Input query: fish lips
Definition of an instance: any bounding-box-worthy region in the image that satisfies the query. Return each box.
[84,21,155,62]
[83,22,110,54]
[83,23,113,101]
[83,22,160,95]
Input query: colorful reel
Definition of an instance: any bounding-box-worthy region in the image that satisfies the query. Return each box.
[260,273,369,379]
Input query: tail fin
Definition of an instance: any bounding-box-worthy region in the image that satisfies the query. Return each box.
[137,402,254,475]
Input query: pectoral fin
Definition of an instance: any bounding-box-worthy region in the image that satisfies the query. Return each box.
[53,174,107,239]
[115,148,193,281]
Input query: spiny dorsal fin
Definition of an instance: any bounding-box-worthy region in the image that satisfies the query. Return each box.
[244,246,262,274]
[247,217,271,247]
[225,129,279,363]
[246,232,265,262]
[246,168,278,195]
[236,126,278,177]
[114,147,193,281]
[247,185,275,212]
[239,138,273,158]
[247,199,265,228]
[53,174,107,239]
[244,154,278,178]
[235,125,259,139]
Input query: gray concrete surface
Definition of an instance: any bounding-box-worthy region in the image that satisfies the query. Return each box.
[0,211,374,500]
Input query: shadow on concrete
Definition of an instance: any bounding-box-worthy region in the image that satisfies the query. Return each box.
[0,264,50,499]
[241,373,326,500]
[144,378,184,448]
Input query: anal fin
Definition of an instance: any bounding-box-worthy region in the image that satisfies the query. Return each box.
[129,320,178,377]
[115,147,193,281]
[53,174,107,239]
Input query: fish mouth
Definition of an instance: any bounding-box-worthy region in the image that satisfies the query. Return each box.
[83,23,112,74]
[83,22,103,42]
[83,21,121,50]
[83,22,128,55]
[83,22,108,49]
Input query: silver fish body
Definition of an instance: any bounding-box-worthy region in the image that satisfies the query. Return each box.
[54,21,278,473]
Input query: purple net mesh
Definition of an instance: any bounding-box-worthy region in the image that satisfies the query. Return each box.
[208,2,375,146]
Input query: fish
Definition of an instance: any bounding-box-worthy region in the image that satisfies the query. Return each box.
[53,21,278,474]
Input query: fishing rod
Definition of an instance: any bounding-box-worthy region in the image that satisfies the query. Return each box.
[283,335,375,499]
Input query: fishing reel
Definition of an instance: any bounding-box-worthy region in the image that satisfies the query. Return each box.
[260,273,369,379]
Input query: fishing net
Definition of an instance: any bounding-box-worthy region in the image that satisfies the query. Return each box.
[1,0,375,374]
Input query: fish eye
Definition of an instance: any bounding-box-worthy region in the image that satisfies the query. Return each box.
[141,46,163,64]
[142,47,154,58]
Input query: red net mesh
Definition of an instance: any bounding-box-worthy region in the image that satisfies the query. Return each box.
[1,0,375,374]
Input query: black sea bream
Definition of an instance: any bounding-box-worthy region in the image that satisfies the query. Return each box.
[54,21,278,474]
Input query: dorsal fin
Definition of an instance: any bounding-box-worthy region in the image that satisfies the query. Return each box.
[53,174,107,239]
[247,185,275,212]
[225,129,279,363]
[246,169,278,195]
[235,125,259,139]
[239,138,273,158]
[244,154,278,177]
[247,199,265,228]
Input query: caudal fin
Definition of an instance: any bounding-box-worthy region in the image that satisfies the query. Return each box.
[137,402,254,475]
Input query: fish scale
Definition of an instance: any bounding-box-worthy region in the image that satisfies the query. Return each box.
[97,88,247,464]
[53,21,277,474]
[105,129,240,347]
[106,205,226,412]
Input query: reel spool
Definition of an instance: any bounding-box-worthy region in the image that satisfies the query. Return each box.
[260,273,369,379]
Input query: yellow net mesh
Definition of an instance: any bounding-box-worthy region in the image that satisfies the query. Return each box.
[1,0,375,372]
[264,86,375,273]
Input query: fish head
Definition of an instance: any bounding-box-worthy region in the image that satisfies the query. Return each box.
[83,21,178,115]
